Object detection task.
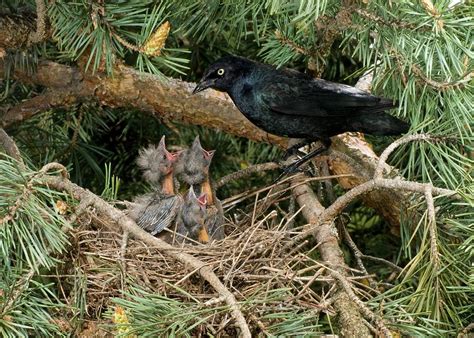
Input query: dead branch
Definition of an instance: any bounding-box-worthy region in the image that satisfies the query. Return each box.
[28,0,48,44]
[375,134,451,179]
[424,186,440,269]
[43,173,251,338]
[216,162,280,188]
[0,128,25,169]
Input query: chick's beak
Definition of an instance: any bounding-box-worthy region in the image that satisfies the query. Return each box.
[193,79,213,94]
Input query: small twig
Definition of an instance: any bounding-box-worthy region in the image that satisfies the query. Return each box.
[275,30,312,56]
[353,8,417,30]
[360,255,403,273]
[119,230,130,276]
[341,225,378,291]
[459,323,474,336]
[204,295,226,306]
[28,0,48,44]
[391,49,472,90]
[215,162,280,188]
[38,162,68,179]
[0,128,25,170]
[424,186,440,269]
[0,269,35,316]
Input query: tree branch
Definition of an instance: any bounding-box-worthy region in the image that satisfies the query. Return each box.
[286,139,373,336]
[28,0,48,44]
[216,162,280,188]
[0,128,25,169]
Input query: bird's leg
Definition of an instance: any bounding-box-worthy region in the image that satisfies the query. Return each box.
[202,178,214,205]
[276,139,331,181]
[162,173,175,195]
[283,140,311,159]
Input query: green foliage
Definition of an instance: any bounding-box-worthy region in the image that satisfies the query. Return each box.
[1,0,473,336]
[108,286,322,336]
[0,271,65,337]
[0,156,70,336]
[48,0,188,76]
[101,163,121,201]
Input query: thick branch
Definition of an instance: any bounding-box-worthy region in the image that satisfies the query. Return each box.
[286,139,373,336]
[1,89,83,127]
[43,175,251,338]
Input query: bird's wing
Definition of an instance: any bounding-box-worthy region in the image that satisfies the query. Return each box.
[137,195,183,235]
[259,76,394,117]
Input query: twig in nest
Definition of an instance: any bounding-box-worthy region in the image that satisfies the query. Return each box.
[43,174,252,338]
[119,230,130,279]
[216,162,280,189]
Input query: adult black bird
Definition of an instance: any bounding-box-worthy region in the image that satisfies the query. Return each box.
[193,56,409,173]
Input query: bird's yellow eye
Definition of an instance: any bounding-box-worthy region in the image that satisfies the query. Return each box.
[217,68,225,76]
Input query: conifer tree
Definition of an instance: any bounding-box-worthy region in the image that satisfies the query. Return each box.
[0,0,472,336]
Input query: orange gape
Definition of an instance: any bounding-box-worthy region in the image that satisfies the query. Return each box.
[198,226,210,243]
[161,173,175,195]
[202,179,214,205]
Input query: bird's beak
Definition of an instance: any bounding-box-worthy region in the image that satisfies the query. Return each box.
[192,79,213,94]
[197,225,210,244]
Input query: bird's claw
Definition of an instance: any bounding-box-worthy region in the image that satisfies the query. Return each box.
[273,163,305,184]
[283,148,306,160]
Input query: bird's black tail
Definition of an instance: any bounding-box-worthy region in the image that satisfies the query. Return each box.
[354,113,409,136]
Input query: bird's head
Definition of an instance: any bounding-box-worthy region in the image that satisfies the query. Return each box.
[157,135,179,174]
[193,56,253,94]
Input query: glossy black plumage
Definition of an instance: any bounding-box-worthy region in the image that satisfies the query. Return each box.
[193,56,409,143]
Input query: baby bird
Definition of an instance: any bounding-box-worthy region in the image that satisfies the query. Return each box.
[137,135,177,192]
[175,136,215,193]
[176,187,210,244]
[176,136,225,240]
[128,136,183,235]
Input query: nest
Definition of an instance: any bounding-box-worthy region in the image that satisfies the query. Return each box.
[58,183,345,336]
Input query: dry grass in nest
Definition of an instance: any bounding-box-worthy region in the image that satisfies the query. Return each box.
[57,187,349,334]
